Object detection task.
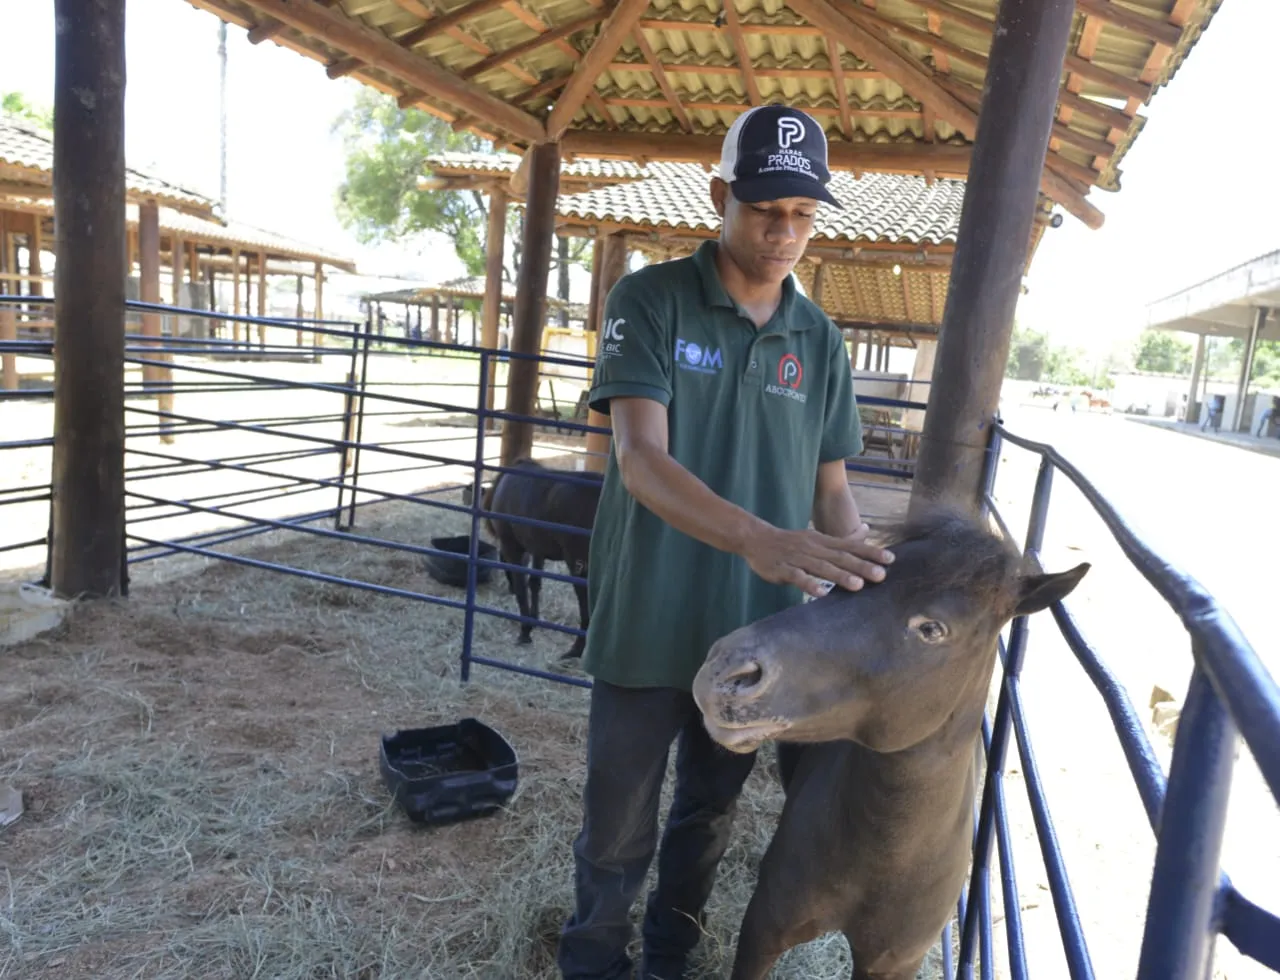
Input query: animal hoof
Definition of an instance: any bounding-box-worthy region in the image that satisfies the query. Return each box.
[518,634,533,645]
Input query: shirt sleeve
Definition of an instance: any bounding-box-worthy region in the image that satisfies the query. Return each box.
[819,328,864,462]
[588,272,673,416]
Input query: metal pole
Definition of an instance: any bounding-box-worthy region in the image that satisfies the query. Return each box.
[1136,663,1236,980]
[910,0,1078,517]
[51,0,127,599]
[344,312,375,529]
[462,349,492,684]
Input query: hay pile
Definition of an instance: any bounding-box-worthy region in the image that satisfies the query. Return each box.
[0,489,949,979]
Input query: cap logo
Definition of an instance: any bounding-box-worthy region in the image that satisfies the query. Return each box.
[777,116,805,150]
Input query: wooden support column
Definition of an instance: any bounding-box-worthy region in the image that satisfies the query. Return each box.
[586,236,605,333]
[0,214,15,391]
[313,261,324,355]
[231,248,242,345]
[430,293,440,342]
[500,140,560,466]
[905,339,937,433]
[51,0,127,598]
[584,230,630,472]
[295,273,305,347]
[257,251,268,347]
[481,186,508,430]
[138,200,174,442]
[910,0,1077,517]
[29,219,43,297]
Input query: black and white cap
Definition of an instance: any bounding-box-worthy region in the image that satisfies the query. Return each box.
[719,104,842,209]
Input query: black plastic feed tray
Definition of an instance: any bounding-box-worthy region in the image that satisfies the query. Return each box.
[424,535,495,587]
[380,718,519,826]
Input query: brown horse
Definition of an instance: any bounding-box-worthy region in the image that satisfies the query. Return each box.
[483,458,602,661]
[693,509,1089,980]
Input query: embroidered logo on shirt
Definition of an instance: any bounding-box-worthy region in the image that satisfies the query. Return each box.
[675,337,724,375]
[765,353,807,403]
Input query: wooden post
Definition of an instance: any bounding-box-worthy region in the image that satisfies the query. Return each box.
[583,231,630,472]
[51,0,127,599]
[138,200,162,385]
[295,273,304,347]
[29,218,43,297]
[170,233,185,306]
[430,293,440,342]
[231,248,242,346]
[910,0,1077,516]
[586,236,604,332]
[257,250,267,347]
[0,214,15,391]
[810,260,827,308]
[313,261,324,355]
[482,187,507,431]
[500,140,560,466]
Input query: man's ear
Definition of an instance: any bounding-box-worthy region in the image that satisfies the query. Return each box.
[710,176,728,218]
[1014,562,1090,617]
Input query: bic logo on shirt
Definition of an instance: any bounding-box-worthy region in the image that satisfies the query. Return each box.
[675,337,724,375]
[598,317,625,360]
[766,353,807,403]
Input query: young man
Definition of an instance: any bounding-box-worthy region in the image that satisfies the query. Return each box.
[557,105,895,980]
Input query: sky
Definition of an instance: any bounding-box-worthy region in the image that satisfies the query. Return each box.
[2,0,1276,350]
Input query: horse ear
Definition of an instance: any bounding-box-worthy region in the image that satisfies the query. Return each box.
[1014,562,1090,617]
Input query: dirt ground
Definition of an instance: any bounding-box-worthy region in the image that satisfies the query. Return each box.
[1,352,1274,979]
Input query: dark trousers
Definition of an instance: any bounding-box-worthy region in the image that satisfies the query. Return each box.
[557,679,758,980]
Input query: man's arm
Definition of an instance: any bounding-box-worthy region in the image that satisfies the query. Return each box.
[811,458,866,540]
[610,396,892,598]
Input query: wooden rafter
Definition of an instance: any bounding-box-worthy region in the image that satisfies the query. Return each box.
[1075,0,1184,47]
[500,0,613,122]
[925,11,950,73]
[826,38,854,139]
[601,96,920,120]
[230,0,545,142]
[514,72,574,105]
[545,0,653,141]
[606,59,885,80]
[631,29,693,132]
[722,0,763,106]
[460,11,607,81]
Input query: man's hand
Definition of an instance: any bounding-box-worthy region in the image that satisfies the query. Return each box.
[741,522,894,599]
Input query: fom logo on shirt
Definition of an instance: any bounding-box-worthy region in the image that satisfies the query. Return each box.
[674,337,723,375]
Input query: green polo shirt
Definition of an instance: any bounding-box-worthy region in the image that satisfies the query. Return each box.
[581,240,864,691]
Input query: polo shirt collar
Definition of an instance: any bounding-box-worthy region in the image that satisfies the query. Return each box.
[691,240,817,332]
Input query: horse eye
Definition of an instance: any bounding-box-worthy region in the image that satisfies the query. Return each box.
[908,615,949,643]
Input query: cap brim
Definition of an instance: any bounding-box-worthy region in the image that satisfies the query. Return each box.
[730,176,842,209]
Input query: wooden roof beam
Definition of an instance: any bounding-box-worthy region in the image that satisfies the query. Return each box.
[1075,0,1184,48]
[235,0,545,142]
[722,0,763,106]
[605,60,886,80]
[631,29,693,132]
[515,72,574,105]
[546,0,654,141]
[827,39,854,139]
[461,11,607,81]
[499,1,613,123]
[600,96,920,120]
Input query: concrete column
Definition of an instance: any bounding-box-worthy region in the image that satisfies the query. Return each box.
[904,339,937,433]
[1186,333,1206,424]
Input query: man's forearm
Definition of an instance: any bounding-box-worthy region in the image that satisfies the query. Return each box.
[812,484,862,538]
[616,441,769,556]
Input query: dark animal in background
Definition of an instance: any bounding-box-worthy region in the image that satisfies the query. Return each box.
[483,458,603,661]
[692,510,1090,980]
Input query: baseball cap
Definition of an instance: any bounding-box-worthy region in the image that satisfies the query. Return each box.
[719,104,842,209]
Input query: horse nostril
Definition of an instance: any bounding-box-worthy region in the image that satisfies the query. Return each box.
[722,659,768,696]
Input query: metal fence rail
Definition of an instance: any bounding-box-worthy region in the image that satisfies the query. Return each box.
[962,423,1280,980]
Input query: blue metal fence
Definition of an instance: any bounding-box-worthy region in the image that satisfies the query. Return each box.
[3,293,1276,976]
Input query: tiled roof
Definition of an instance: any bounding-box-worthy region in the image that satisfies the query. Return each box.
[0,114,217,218]
[127,204,355,270]
[428,151,648,182]
[554,163,965,247]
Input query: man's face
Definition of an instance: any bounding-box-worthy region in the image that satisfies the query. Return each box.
[710,177,818,286]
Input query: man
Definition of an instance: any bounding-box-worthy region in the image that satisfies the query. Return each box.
[557,104,895,980]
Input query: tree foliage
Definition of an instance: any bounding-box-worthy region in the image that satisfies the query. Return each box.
[2,92,53,129]
[332,89,589,291]
[1133,330,1194,374]
[1005,323,1097,386]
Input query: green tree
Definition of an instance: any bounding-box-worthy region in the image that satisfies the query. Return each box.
[1006,324,1048,381]
[1043,344,1092,386]
[2,92,53,129]
[1133,330,1193,374]
[332,89,588,292]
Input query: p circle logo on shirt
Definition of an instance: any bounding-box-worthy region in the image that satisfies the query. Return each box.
[675,337,724,375]
[766,353,807,404]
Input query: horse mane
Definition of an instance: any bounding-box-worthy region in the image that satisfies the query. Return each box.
[869,505,1027,605]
